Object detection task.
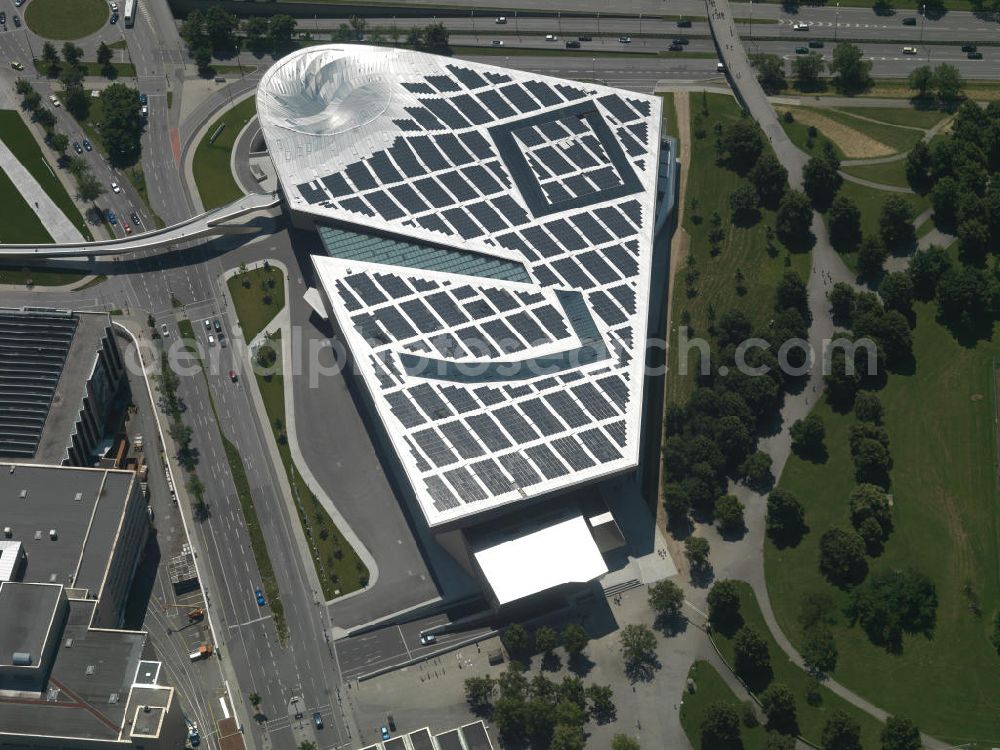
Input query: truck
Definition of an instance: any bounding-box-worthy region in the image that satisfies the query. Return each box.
[123,0,136,27]
[188,643,213,661]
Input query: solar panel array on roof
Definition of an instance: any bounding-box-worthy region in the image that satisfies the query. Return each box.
[452,95,493,126]
[445,467,488,502]
[439,170,478,201]
[424,98,470,129]
[346,162,378,190]
[501,84,540,113]
[426,74,461,93]
[447,64,487,90]
[553,436,596,470]
[440,421,484,459]
[389,183,429,214]
[495,406,538,442]
[472,459,514,494]
[426,475,460,510]
[298,181,327,204]
[443,207,484,239]
[599,93,639,123]
[406,106,444,131]
[526,444,567,479]
[414,428,458,467]
[388,140,425,178]
[524,80,562,107]
[321,173,352,197]
[491,196,529,226]
[404,82,436,95]
[478,89,517,120]
[499,452,541,487]
[386,392,425,428]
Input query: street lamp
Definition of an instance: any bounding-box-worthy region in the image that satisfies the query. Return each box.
[835,2,840,41]
[920,3,926,44]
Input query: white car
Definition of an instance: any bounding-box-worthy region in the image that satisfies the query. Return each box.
[141,105,148,117]
[545,34,558,41]
[110,1,118,10]
[208,334,216,346]
[48,94,60,107]
[204,319,211,330]
[491,39,504,46]
[902,46,917,54]
[793,22,810,30]
[716,62,726,72]
[160,323,169,337]
[495,16,506,24]
[111,181,121,193]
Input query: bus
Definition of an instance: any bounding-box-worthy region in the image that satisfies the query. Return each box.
[123,0,136,27]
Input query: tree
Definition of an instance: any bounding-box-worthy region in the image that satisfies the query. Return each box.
[849,483,892,538]
[193,44,212,75]
[47,131,69,154]
[803,154,842,210]
[936,265,989,326]
[823,711,862,750]
[268,14,298,47]
[850,568,937,648]
[853,437,891,485]
[793,52,826,91]
[741,450,773,490]
[611,735,641,750]
[248,691,261,707]
[733,626,771,688]
[464,675,496,711]
[766,733,796,750]
[701,703,741,750]
[752,53,787,94]
[180,9,207,47]
[802,626,838,673]
[790,414,825,457]
[730,181,761,226]
[412,21,452,56]
[854,391,884,424]
[819,527,867,586]
[721,118,764,174]
[827,194,862,251]
[831,42,872,93]
[502,623,530,659]
[857,236,888,279]
[879,195,916,252]
[760,683,797,734]
[619,624,658,679]
[298,742,316,750]
[61,42,83,67]
[21,88,41,112]
[930,176,960,227]
[907,65,934,97]
[100,83,143,167]
[959,217,990,264]
[829,282,856,324]
[766,488,806,546]
[910,245,952,300]
[534,626,557,654]
[707,579,742,633]
[204,5,238,48]
[749,152,787,208]
[715,494,745,533]
[349,14,368,40]
[41,42,60,75]
[905,140,932,192]
[549,723,585,750]
[881,716,921,750]
[664,482,690,526]
[562,623,589,657]
[33,106,56,129]
[59,64,84,89]
[64,83,89,119]
[685,535,711,569]
[76,171,104,203]
[776,190,814,250]
[878,272,913,316]
[586,684,616,724]
[97,41,113,67]
[648,579,684,619]
[934,63,963,101]
[244,16,270,54]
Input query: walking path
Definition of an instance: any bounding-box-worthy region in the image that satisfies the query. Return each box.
[0,137,82,244]
[701,1,948,746]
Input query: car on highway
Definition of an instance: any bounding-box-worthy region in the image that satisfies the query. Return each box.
[110,12,118,23]
[0,12,6,25]
[677,18,692,27]
[618,35,631,43]
[138,92,147,105]
[902,46,917,54]
[130,211,141,226]
[161,324,169,337]
[491,39,503,46]
[968,50,983,59]
[668,43,683,51]
[48,94,60,107]
[12,15,19,27]
[213,319,222,332]
[808,39,824,48]
[793,21,810,31]
[123,220,131,234]
[716,62,726,72]
[111,180,120,193]
[496,16,506,24]
[672,37,689,45]
[380,726,391,741]
[903,16,917,24]
[13,0,21,6]
[255,588,265,606]
[313,712,323,729]
[565,40,580,48]
[795,46,809,54]
[106,210,117,225]
[545,34,558,41]
[578,35,592,41]
[961,43,977,52]
[420,632,436,645]
[10,61,23,71]
[72,141,82,154]
[229,370,238,382]
[82,139,92,151]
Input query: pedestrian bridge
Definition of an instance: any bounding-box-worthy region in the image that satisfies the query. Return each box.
[0,192,282,259]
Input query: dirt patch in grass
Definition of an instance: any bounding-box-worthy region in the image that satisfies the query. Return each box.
[777,106,894,158]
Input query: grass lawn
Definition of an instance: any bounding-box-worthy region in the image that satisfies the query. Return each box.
[819,79,1000,102]
[0,165,53,243]
[226,266,285,343]
[766,304,1000,745]
[712,582,885,748]
[778,110,845,160]
[0,110,91,240]
[125,166,166,228]
[835,107,948,130]
[777,106,923,159]
[252,335,369,599]
[834,180,928,243]
[666,93,810,406]
[0,264,89,286]
[193,96,256,210]
[841,159,911,189]
[815,108,925,154]
[24,0,108,39]
[680,661,768,750]
[34,61,136,78]
[661,92,678,139]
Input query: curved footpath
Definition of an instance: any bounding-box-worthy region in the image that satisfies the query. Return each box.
[702,1,948,747]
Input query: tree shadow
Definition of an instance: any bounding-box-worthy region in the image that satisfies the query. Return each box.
[767,520,810,551]
[690,562,716,589]
[253,711,268,724]
[654,613,689,637]
[625,653,661,684]
[736,662,773,693]
[719,523,747,543]
[540,651,562,672]
[567,652,595,678]
[792,442,829,464]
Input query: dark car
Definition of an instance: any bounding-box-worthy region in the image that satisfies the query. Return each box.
[130,211,141,227]
[110,12,118,23]
[13,15,20,27]
[902,16,917,24]
[677,18,692,28]
[578,35,591,41]
[139,92,148,105]
[668,43,683,51]
[0,12,7,24]
[808,39,824,48]
[73,141,82,154]
[961,43,977,52]
[313,712,323,730]
[795,46,810,54]
[106,210,117,225]
[565,40,580,48]
[968,51,983,59]
[82,139,92,151]
[672,37,689,45]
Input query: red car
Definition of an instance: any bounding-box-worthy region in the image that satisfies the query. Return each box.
[229,370,238,382]
[123,221,132,234]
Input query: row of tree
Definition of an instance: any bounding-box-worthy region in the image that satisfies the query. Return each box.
[752,42,874,96]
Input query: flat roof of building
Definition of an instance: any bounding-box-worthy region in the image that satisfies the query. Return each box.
[0,463,134,597]
[0,582,62,668]
[258,46,664,528]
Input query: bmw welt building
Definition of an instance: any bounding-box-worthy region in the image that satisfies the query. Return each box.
[257,46,677,607]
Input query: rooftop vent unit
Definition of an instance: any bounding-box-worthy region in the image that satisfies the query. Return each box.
[19,490,26,499]
[3,527,10,538]
[49,529,57,541]
[12,652,32,666]
[74,492,82,502]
